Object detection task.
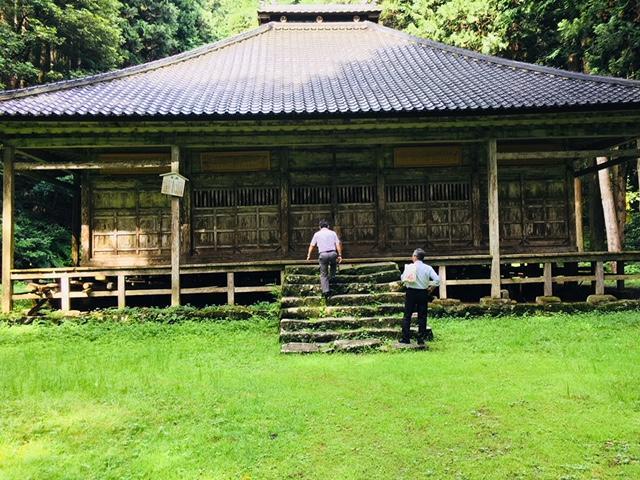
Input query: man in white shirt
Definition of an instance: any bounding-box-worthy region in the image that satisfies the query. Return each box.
[399,248,440,346]
[306,220,343,298]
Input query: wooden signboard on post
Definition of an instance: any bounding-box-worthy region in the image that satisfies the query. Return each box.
[160,172,188,197]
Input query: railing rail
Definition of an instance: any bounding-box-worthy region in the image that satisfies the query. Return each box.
[10,251,640,310]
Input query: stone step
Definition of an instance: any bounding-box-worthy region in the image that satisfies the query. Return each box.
[280,292,406,308]
[280,339,384,354]
[280,304,404,319]
[282,281,404,297]
[281,316,405,331]
[285,270,400,285]
[280,327,418,343]
[285,262,398,276]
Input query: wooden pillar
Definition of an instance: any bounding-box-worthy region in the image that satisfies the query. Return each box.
[376,147,386,250]
[171,146,181,307]
[438,265,447,299]
[574,177,584,253]
[2,145,15,312]
[180,151,192,260]
[227,272,235,305]
[597,156,622,252]
[70,173,81,266]
[280,150,290,256]
[471,162,482,248]
[80,171,91,264]
[543,262,553,297]
[487,139,501,298]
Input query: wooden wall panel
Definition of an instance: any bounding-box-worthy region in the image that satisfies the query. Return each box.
[90,177,171,259]
[481,166,571,249]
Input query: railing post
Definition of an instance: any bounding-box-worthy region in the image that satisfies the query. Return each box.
[543,263,553,297]
[574,177,584,253]
[438,265,447,299]
[60,274,70,311]
[117,274,126,309]
[227,272,235,305]
[595,261,605,295]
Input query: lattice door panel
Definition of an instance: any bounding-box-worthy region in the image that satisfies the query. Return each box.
[192,187,280,253]
[385,182,472,248]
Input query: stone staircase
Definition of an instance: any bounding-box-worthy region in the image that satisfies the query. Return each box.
[280,262,430,353]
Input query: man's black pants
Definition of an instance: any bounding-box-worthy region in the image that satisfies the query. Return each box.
[402,287,428,343]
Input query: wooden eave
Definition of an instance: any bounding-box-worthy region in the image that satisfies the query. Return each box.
[1,110,640,136]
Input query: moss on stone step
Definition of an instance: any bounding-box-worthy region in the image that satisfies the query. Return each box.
[280,316,403,331]
[282,281,404,297]
[281,304,404,320]
[285,262,398,276]
[279,326,416,343]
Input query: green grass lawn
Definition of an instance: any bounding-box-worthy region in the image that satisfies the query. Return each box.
[1,313,639,479]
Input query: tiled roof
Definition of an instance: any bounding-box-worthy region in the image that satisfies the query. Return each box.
[1,21,640,118]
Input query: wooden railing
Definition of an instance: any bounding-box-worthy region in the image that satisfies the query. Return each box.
[10,251,640,310]
[433,252,640,299]
[11,263,285,311]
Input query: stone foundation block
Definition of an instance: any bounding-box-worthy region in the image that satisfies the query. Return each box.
[535,296,561,305]
[586,294,617,305]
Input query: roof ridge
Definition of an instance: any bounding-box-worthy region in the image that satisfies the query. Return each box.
[0,23,273,102]
[366,22,640,89]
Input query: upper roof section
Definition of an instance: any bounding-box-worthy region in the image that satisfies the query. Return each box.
[1,20,640,119]
[258,4,382,24]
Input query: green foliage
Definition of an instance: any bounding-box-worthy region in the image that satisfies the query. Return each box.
[380,0,640,79]
[13,212,70,268]
[381,0,510,54]
[1,176,73,268]
[626,211,640,250]
[0,302,280,325]
[0,0,124,88]
[120,0,216,65]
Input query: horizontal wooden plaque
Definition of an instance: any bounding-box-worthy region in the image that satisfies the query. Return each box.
[200,151,271,172]
[394,146,462,167]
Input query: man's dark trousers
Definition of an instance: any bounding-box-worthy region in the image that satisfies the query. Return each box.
[402,287,428,342]
[318,251,338,294]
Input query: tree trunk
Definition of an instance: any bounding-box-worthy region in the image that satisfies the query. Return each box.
[590,163,605,251]
[597,156,622,252]
[612,162,627,246]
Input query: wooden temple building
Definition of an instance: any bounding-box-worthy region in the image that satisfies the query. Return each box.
[1,4,640,311]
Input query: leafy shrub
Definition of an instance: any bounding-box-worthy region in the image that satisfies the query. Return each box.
[0,303,280,326]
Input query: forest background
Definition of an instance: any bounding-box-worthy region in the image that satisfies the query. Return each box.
[1,0,639,267]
